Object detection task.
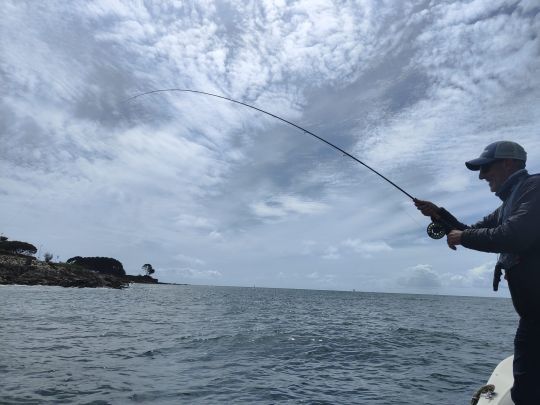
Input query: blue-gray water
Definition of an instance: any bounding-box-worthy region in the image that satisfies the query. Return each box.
[1,284,516,404]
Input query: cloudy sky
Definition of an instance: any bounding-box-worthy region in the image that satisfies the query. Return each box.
[1,0,539,296]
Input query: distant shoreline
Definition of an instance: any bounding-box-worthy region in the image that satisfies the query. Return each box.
[0,254,162,289]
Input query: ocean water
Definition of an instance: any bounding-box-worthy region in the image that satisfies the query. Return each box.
[1,284,516,404]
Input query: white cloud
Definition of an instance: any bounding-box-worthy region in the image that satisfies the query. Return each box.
[208,230,224,241]
[399,264,442,288]
[300,240,317,255]
[307,271,336,286]
[321,246,340,260]
[174,214,213,230]
[1,1,538,295]
[165,267,222,280]
[251,195,328,219]
[342,239,392,258]
[442,260,497,288]
[429,173,472,193]
[358,0,540,177]
[397,261,500,291]
[174,253,206,266]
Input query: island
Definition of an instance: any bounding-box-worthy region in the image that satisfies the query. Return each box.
[0,236,159,289]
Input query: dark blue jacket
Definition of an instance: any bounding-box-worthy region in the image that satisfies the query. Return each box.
[441,171,540,319]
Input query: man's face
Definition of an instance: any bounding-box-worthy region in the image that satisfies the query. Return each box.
[478,160,513,193]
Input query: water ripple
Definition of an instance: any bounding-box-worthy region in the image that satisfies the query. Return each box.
[0,285,516,404]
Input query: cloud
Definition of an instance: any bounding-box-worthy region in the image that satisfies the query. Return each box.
[357,0,540,180]
[1,1,538,294]
[174,253,206,266]
[250,194,328,219]
[342,239,392,258]
[164,267,222,280]
[307,271,336,286]
[208,230,224,241]
[398,261,500,291]
[399,264,442,288]
[300,240,317,255]
[442,260,497,288]
[321,246,340,260]
[174,214,213,230]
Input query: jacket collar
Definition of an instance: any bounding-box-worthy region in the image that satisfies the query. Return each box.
[496,169,529,201]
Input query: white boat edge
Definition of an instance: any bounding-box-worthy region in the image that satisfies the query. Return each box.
[475,355,514,405]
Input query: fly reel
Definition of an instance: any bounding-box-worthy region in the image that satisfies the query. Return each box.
[427,222,446,239]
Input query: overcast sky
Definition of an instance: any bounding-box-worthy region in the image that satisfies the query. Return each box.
[1,0,539,296]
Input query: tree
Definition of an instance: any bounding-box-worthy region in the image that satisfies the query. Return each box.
[66,256,126,276]
[142,263,155,276]
[0,240,38,256]
[44,252,53,263]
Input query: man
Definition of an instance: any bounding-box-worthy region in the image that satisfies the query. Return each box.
[414,140,540,405]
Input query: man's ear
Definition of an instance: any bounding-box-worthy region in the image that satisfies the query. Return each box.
[503,158,522,175]
[502,159,515,171]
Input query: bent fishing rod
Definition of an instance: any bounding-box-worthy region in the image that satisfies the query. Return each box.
[125,88,452,240]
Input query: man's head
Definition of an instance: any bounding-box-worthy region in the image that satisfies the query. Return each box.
[465,141,527,193]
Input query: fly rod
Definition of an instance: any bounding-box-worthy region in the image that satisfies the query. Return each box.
[125,88,452,239]
[126,88,414,199]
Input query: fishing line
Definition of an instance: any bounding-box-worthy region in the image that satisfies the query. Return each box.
[125,88,452,239]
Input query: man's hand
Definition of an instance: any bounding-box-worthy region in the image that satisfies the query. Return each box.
[413,198,441,219]
[447,230,463,250]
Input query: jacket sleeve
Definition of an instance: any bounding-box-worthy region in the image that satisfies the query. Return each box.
[461,179,540,253]
[468,208,501,230]
[437,207,500,231]
[437,208,469,231]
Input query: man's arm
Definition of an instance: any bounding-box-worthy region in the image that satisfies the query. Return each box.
[467,209,501,230]
[414,199,499,231]
[414,198,500,250]
[461,180,540,253]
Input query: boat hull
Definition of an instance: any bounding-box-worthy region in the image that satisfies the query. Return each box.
[476,355,514,405]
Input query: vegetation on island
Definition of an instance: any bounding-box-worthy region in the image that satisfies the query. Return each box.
[66,256,126,277]
[0,238,38,256]
[142,263,155,276]
[0,234,159,289]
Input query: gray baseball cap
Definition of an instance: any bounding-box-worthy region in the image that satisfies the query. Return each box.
[465,141,527,171]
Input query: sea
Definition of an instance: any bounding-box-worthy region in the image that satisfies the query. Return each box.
[1,284,517,404]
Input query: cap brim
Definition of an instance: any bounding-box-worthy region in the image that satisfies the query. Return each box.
[465,157,497,171]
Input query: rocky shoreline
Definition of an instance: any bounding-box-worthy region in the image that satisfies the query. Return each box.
[0,254,158,289]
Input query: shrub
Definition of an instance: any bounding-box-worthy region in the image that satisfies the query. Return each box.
[0,240,38,256]
[44,252,53,263]
[66,256,126,276]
